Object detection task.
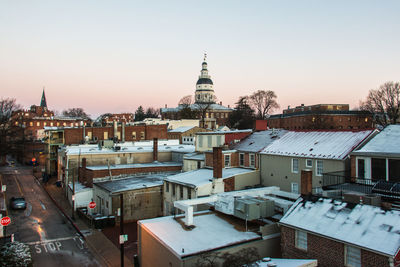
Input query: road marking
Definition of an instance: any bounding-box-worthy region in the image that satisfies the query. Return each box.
[13,175,23,196]
[26,236,77,245]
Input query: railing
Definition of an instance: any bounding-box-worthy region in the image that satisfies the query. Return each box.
[322,171,400,200]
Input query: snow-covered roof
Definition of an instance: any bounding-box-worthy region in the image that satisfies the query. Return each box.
[165,168,256,188]
[254,258,317,267]
[94,173,176,193]
[261,130,374,160]
[196,129,252,135]
[86,162,181,171]
[352,125,400,157]
[138,212,260,258]
[168,126,195,133]
[62,142,194,156]
[68,182,92,193]
[232,129,288,153]
[279,197,400,257]
[161,103,234,113]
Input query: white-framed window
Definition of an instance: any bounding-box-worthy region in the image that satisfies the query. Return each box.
[292,158,299,173]
[306,159,313,168]
[165,181,169,192]
[345,245,361,267]
[295,230,307,250]
[250,154,255,167]
[239,153,245,166]
[224,154,231,167]
[316,160,323,176]
[291,182,299,194]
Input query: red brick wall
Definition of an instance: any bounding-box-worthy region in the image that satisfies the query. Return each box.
[224,132,251,145]
[63,124,167,145]
[81,165,182,187]
[267,113,374,130]
[281,226,390,267]
[224,177,235,192]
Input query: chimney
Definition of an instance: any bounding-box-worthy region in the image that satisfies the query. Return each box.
[213,147,222,179]
[113,121,118,141]
[153,138,158,162]
[219,101,222,105]
[165,104,167,108]
[122,122,125,143]
[301,169,312,196]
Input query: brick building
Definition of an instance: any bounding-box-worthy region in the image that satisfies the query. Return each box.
[99,113,134,125]
[167,126,209,145]
[267,104,374,130]
[279,197,400,267]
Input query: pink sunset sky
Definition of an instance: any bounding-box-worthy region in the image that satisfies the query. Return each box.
[1,1,400,119]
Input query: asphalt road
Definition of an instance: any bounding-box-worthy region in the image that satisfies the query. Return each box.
[1,165,100,267]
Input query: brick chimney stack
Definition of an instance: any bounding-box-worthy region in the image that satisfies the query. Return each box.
[153,138,158,162]
[213,147,222,179]
[301,169,313,196]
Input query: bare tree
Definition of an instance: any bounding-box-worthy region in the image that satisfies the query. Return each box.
[62,108,91,120]
[221,247,260,267]
[145,107,160,118]
[178,95,193,107]
[195,251,221,267]
[360,81,400,127]
[0,98,22,165]
[247,90,279,119]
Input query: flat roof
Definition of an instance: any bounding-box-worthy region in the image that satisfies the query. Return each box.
[139,212,261,258]
[94,173,178,193]
[165,168,256,187]
[86,161,182,171]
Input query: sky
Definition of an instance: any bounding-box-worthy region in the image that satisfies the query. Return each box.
[1,1,399,119]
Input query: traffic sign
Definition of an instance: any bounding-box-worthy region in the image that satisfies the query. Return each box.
[88,201,96,209]
[0,216,11,226]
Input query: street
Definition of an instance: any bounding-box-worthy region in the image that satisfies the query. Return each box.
[1,165,100,267]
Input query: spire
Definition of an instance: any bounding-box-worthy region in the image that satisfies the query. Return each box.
[203,52,207,62]
[40,87,47,108]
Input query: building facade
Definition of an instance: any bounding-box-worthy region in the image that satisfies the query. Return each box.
[267,104,374,130]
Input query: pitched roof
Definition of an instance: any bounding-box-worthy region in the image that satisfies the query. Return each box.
[169,126,195,133]
[232,129,288,153]
[261,130,374,160]
[280,197,400,256]
[352,125,400,157]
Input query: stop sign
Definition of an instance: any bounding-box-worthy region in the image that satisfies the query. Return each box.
[88,201,96,209]
[0,216,11,226]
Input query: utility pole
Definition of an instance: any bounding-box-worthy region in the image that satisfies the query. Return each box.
[120,194,124,267]
[72,169,75,220]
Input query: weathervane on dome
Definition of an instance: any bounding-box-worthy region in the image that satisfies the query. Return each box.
[203,52,207,62]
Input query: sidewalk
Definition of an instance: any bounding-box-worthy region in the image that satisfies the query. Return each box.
[40,176,133,267]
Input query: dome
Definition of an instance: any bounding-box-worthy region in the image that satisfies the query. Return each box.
[196,78,213,85]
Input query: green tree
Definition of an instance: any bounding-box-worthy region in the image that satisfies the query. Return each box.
[135,106,146,121]
[228,96,255,129]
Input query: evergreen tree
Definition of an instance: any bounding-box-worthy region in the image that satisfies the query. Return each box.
[228,97,255,129]
[134,106,146,121]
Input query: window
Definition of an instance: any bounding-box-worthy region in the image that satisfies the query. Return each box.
[216,135,222,146]
[291,183,299,194]
[165,181,169,192]
[295,230,307,250]
[180,185,183,198]
[208,136,212,147]
[292,159,299,173]
[198,135,203,147]
[345,245,361,267]
[104,131,108,140]
[316,160,323,176]
[188,188,191,199]
[250,154,255,167]
[50,122,54,126]
[224,154,231,167]
[306,159,313,168]
[172,184,176,196]
[140,131,145,140]
[239,153,245,166]
[30,122,33,126]
[63,122,66,126]
[37,122,40,126]
[44,122,47,126]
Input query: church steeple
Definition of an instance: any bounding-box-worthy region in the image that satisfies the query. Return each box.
[195,53,215,104]
[40,87,47,109]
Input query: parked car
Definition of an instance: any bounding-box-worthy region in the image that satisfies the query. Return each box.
[10,197,27,210]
